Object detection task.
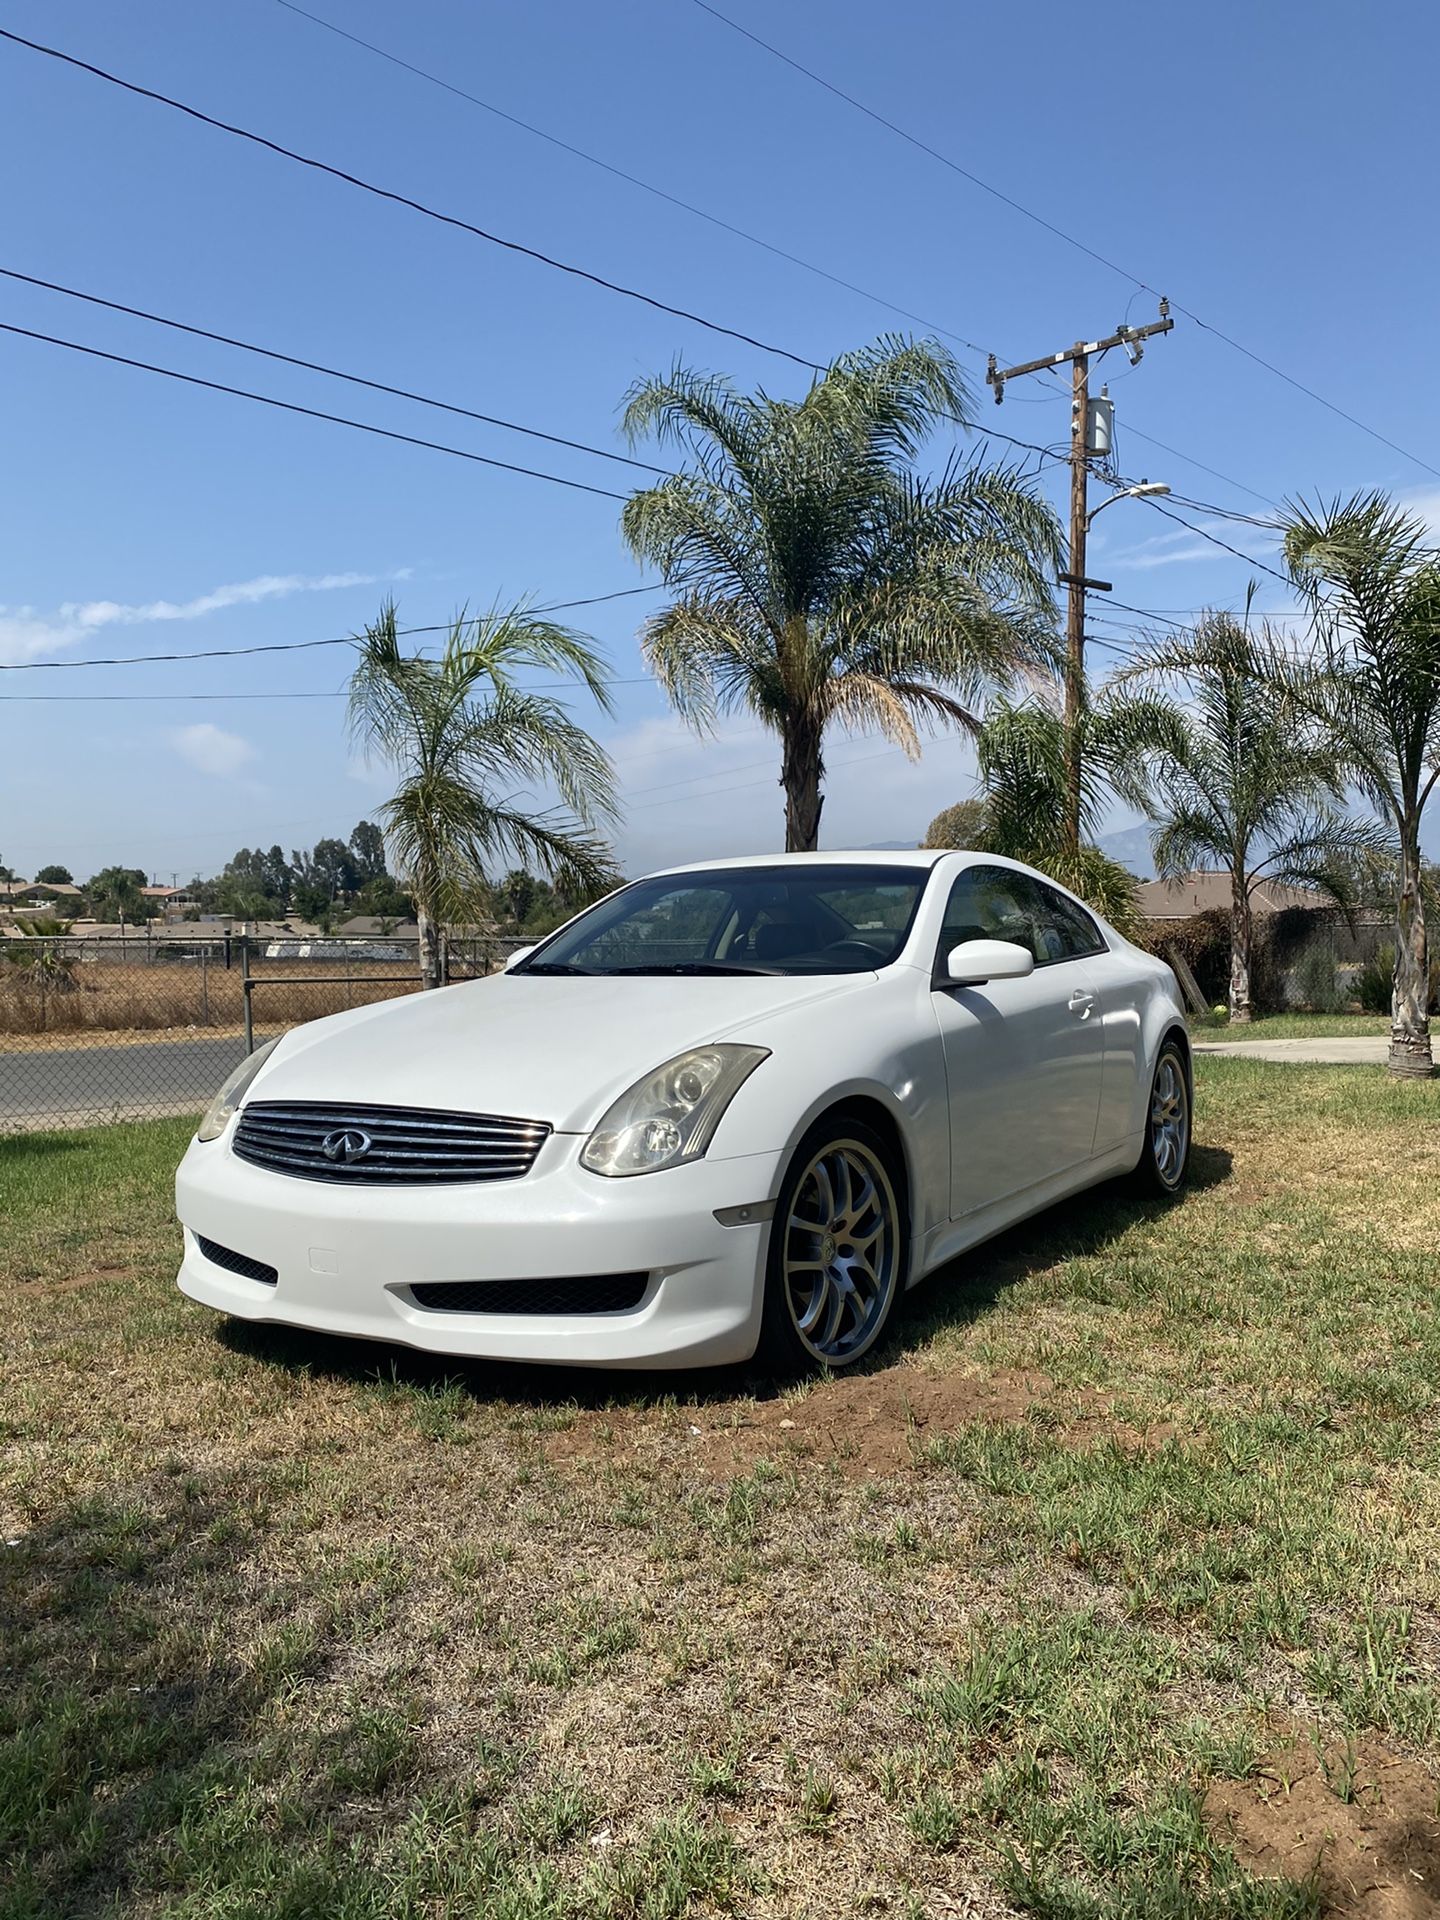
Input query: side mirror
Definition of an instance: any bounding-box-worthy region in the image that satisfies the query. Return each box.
[942,938,1035,987]
[502,945,536,972]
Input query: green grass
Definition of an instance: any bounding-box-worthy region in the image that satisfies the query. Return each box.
[3,1068,1439,1917]
[1190,1011,1390,1040]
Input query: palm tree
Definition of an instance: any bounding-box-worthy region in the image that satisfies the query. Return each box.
[348,602,618,989]
[620,337,1062,851]
[1276,494,1440,1076]
[1118,608,1381,1024]
[972,698,1149,934]
[86,866,146,926]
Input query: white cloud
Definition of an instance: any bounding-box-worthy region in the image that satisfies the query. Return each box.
[0,567,410,666]
[171,723,257,778]
[1100,524,1282,572]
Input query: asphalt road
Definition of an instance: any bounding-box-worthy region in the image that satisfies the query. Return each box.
[1,1033,248,1129]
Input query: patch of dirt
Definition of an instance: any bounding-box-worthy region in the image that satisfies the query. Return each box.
[547,1363,1174,1481]
[1206,1733,1440,1918]
[22,1264,135,1298]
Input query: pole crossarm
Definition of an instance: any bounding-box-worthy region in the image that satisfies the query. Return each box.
[985,300,1172,402]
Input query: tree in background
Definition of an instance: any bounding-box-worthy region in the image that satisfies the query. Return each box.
[500,869,538,927]
[1119,608,1381,1024]
[215,850,283,921]
[348,603,618,989]
[86,866,147,924]
[348,820,387,884]
[921,798,991,851]
[1276,493,1440,1076]
[971,700,1149,933]
[34,864,74,886]
[352,872,411,920]
[620,337,1061,851]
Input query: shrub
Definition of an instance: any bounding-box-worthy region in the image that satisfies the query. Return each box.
[1136,909,1231,1007]
[1294,940,1346,1013]
[1354,942,1440,1015]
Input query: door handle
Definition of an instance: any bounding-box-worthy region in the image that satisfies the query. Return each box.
[1068,989,1096,1018]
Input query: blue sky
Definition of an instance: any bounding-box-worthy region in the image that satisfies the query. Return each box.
[4,0,1439,883]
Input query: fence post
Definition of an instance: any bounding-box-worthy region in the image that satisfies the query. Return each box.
[241,940,254,1055]
[200,944,211,1025]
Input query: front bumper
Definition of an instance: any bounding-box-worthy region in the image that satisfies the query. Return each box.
[174,1126,782,1369]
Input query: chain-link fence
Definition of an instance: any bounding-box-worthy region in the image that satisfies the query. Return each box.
[0,933,530,1133]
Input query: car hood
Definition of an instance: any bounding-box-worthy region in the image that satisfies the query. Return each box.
[247,970,869,1133]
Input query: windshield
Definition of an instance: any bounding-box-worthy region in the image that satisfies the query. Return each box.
[519,865,931,977]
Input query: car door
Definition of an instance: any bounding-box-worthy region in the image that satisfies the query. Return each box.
[929,866,1108,1219]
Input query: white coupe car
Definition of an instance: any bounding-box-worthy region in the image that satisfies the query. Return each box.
[176,852,1190,1373]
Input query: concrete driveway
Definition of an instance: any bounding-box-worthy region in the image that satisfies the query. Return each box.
[1192,1034,1389,1065]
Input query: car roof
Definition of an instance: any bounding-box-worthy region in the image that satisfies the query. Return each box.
[649,849,955,877]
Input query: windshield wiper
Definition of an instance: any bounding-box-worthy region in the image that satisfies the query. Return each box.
[516,961,592,975]
[601,961,783,977]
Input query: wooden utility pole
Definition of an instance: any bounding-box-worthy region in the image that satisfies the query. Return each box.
[987,301,1173,856]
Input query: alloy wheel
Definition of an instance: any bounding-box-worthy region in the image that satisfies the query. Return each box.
[1150,1054,1189,1188]
[781,1138,899,1364]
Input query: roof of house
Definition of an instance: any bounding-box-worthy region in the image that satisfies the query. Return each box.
[1136,872,1327,919]
[336,916,421,937]
[0,878,82,897]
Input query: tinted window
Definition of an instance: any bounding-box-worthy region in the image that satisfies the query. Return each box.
[937,866,1039,959]
[523,865,931,976]
[936,866,1105,969]
[1031,880,1106,961]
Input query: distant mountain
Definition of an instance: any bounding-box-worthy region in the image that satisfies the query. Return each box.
[1097,824,1156,880]
[858,840,920,851]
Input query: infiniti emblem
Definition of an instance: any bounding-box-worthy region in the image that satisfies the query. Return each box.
[321,1126,373,1164]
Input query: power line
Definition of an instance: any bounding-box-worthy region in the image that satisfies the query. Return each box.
[1115,425,1278,511]
[688,0,1440,484]
[0,28,1110,482]
[0,268,670,480]
[0,587,663,673]
[271,1,1282,517]
[6,21,1290,527]
[0,321,632,501]
[268,0,995,363]
[1137,496,1292,587]
[0,25,818,374]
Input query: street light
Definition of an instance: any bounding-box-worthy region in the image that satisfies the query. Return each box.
[1086,480,1170,531]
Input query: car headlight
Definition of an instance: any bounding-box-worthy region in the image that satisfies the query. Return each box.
[195,1039,281,1142]
[580,1044,770,1178]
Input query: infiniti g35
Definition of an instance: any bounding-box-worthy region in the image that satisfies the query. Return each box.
[175,852,1191,1372]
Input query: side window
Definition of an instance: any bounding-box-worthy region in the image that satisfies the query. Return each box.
[936,867,1041,964]
[1031,881,1106,961]
[936,867,1105,969]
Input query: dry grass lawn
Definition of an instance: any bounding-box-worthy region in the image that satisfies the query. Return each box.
[2,1060,1438,1919]
[0,955,425,1041]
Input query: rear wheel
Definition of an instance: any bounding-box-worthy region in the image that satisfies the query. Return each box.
[1133,1038,1192,1195]
[757,1118,906,1375]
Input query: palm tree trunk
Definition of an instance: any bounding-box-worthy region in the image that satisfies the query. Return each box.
[417,906,444,992]
[781,717,824,853]
[1390,823,1433,1077]
[1229,872,1254,1024]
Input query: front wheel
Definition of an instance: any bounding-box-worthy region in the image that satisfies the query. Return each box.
[1133,1038,1192,1195]
[756,1119,906,1375]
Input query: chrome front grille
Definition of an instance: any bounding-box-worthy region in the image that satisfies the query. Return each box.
[232,1101,550,1184]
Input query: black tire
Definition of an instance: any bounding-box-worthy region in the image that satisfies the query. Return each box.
[755,1116,907,1376]
[1132,1036,1192,1196]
